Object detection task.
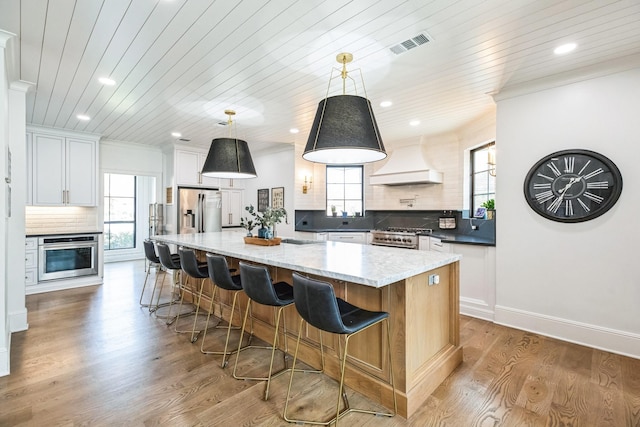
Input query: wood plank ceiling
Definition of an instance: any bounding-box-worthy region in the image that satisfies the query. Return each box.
[1,0,640,153]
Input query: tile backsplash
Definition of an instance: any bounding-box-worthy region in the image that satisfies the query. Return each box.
[25,206,100,235]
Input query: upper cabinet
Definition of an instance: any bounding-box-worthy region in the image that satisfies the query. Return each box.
[28,127,99,206]
[175,149,220,188]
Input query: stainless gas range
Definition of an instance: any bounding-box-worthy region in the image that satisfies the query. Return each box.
[370,227,432,249]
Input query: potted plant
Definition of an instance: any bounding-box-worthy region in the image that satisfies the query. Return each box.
[240,217,257,237]
[331,205,337,217]
[244,204,287,238]
[481,199,495,219]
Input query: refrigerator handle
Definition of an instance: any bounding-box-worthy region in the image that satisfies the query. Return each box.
[200,193,206,232]
[198,194,204,232]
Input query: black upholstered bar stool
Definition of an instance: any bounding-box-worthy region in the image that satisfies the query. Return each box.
[144,240,180,317]
[284,273,397,426]
[156,242,196,328]
[141,240,162,309]
[232,262,297,400]
[201,254,246,368]
[179,248,210,343]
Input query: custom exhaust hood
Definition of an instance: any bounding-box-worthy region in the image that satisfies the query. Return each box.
[369,144,443,185]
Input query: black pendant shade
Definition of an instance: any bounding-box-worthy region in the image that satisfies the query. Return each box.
[303,94,386,164]
[201,137,257,179]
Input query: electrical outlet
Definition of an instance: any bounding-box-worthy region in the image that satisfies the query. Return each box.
[471,225,478,230]
[428,274,440,285]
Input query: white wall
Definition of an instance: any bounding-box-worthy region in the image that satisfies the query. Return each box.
[495,68,640,358]
[244,146,295,237]
[100,141,164,262]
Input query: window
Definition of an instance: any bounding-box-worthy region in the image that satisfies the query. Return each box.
[104,173,136,250]
[326,165,364,216]
[470,142,496,214]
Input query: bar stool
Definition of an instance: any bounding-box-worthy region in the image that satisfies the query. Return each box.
[200,254,246,368]
[179,248,210,343]
[232,262,297,400]
[156,242,195,328]
[144,240,180,316]
[284,273,397,426]
[141,239,162,308]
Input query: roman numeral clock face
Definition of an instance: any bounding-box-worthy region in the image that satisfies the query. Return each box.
[524,149,623,223]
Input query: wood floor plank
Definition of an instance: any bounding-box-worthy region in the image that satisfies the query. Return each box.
[1,260,638,426]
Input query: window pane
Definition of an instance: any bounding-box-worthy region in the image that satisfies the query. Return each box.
[327,183,344,199]
[106,223,134,249]
[109,198,135,221]
[109,174,135,197]
[344,167,362,183]
[326,168,344,183]
[474,171,489,193]
[344,183,361,199]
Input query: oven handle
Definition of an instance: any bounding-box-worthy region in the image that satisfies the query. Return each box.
[41,241,98,250]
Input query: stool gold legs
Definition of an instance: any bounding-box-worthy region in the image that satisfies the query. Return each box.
[283,318,397,426]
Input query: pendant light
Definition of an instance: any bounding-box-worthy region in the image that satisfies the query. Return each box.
[201,109,257,179]
[303,53,386,164]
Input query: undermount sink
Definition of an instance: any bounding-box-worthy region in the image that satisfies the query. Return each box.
[281,238,323,245]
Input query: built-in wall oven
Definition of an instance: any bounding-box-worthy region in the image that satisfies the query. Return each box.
[38,234,99,281]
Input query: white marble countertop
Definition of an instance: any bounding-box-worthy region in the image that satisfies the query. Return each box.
[153,230,461,288]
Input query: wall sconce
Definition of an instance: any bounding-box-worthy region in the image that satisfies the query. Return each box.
[488,147,496,177]
[302,175,312,194]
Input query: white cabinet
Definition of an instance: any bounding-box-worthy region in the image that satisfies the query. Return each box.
[175,149,219,187]
[429,237,451,253]
[450,244,496,321]
[327,232,366,244]
[30,130,98,206]
[219,178,244,189]
[221,189,243,227]
[25,238,37,287]
[418,236,430,251]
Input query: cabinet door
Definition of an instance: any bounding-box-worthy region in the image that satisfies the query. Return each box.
[175,150,200,186]
[198,153,220,187]
[32,133,65,205]
[327,232,365,243]
[175,150,219,187]
[221,189,243,226]
[66,138,96,206]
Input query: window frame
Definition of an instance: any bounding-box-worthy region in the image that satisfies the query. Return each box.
[470,141,496,215]
[325,165,364,217]
[104,173,137,251]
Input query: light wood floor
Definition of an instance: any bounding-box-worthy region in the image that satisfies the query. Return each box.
[1,260,639,426]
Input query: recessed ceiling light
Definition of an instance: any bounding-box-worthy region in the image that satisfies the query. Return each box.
[380,101,392,107]
[289,128,299,134]
[171,132,182,138]
[76,114,90,121]
[98,77,116,86]
[554,43,577,55]
[409,120,420,126]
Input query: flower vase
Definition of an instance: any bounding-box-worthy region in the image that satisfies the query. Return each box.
[258,227,268,238]
[265,228,273,239]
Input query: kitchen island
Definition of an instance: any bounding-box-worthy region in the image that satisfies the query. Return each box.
[153,230,462,418]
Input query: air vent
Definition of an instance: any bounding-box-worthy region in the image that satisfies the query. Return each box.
[389,31,432,55]
[178,138,191,142]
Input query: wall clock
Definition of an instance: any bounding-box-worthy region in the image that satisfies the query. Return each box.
[523,149,622,223]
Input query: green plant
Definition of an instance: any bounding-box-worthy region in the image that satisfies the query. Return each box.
[244,204,287,228]
[481,199,495,210]
[331,205,336,213]
[240,217,257,233]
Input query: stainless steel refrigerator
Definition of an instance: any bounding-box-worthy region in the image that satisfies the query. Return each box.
[177,187,222,234]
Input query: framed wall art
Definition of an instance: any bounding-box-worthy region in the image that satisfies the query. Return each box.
[271,187,284,209]
[257,188,269,212]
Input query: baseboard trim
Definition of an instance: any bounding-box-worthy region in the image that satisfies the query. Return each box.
[494,305,640,359]
[9,307,29,332]
[460,297,494,321]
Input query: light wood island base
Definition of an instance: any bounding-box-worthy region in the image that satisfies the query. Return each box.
[191,254,462,419]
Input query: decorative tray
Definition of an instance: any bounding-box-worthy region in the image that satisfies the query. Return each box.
[243,236,282,246]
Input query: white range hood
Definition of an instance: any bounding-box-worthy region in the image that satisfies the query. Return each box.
[369,144,443,185]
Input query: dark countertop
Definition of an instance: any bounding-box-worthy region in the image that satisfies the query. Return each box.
[296,228,495,246]
[26,231,103,238]
[420,232,495,246]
